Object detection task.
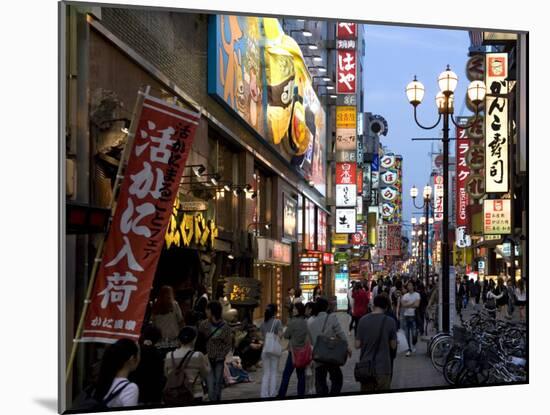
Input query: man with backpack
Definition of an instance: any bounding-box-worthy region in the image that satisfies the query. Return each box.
[198,301,233,402]
[354,295,397,391]
[163,326,209,404]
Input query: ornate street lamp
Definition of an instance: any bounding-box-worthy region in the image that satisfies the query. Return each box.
[411,184,433,287]
[405,65,486,333]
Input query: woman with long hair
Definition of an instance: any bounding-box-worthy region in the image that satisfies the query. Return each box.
[93,339,140,408]
[488,278,508,320]
[259,304,282,398]
[151,286,184,348]
[312,285,323,301]
[515,279,527,320]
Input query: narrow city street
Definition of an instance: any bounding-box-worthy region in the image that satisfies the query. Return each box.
[221,312,445,401]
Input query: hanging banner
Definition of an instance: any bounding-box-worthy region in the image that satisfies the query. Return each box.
[336,162,357,185]
[386,224,402,256]
[456,124,471,247]
[483,199,511,235]
[434,175,444,222]
[337,49,357,94]
[82,93,200,343]
[336,208,357,233]
[485,53,509,193]
[357,168,363,194]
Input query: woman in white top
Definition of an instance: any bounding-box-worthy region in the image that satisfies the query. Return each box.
[94,338,140,408]
[514,279,527,321]
[259,304,283,398]
[151,286,184,348]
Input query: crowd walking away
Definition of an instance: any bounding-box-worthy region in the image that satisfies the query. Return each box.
[74,273,526,409]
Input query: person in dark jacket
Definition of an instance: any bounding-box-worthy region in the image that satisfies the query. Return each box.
[128,325,165,405]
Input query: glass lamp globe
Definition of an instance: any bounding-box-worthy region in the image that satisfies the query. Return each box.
[467,80,487,105]
[438,66,458,94]
[429,218,434,224]
[410,186,419,198]
[406,76,425,106]
[423,185,432,199]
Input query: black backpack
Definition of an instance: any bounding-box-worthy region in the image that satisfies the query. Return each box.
[75,380,131,411]
[162,350,196,405]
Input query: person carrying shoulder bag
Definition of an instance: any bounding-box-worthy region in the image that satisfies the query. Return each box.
[354,294,397,392]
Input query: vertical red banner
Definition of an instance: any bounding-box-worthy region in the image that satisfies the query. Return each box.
[82,93,201,343]
[337,49,357,94]
[456,126,471,229]
[357,168,363,194]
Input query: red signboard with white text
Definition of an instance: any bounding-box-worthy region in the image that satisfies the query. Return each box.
[456,126,471,229]
[82,93,200,343]
[337,49,357,94]
[336,162,357,185]
[337,22,357,39]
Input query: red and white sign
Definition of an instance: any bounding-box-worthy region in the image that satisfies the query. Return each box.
[351,233,362,245]
[322,252,334,265]
[456,126,471,243]
[337,50,357,94]
[337,22,357,39]
[434,175,444,222]
[357,168,363,194]
[318,210,327,252]
[336,162,357,185]
[82,93,200,343]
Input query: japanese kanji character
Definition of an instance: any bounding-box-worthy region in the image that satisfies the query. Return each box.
[139,121,176,164]
[98,271,138,312]
[105,235,144,271]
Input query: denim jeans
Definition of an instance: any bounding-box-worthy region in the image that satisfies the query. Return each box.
[315,363,343,395]
[404,316,418,351]
[278,351,306,397]
[207,359,225,401]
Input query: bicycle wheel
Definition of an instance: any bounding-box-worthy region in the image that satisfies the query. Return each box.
[431,336,453,372]
[428,332,451,355]
[443,357,463,385]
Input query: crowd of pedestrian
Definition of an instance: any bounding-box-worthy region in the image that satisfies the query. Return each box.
[77,274,526,410]
[455,274,527,321]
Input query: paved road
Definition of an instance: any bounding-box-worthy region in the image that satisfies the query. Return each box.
[220,312,445,402]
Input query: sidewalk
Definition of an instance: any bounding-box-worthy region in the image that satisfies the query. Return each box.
[220,312,445,401]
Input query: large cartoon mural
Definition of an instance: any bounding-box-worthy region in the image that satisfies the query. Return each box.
[208,15,326,196]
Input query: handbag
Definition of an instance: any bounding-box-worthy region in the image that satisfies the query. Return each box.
[292,340,313,369]
[312,315,348,366]
[354,315,387,383]
[263,320,282,357]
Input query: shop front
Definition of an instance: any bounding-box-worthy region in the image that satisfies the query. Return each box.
[253,237,292,322]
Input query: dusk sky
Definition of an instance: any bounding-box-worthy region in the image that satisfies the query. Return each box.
[363,24,472,235]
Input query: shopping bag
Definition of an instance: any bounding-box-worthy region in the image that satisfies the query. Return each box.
[396,329,409,354]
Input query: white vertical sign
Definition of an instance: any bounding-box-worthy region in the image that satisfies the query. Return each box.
[485,53,509,193]
[434,175,444,221]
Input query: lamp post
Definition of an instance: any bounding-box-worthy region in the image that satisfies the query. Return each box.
[406,67,485,333]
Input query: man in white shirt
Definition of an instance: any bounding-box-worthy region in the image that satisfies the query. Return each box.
[399,281,421,356]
